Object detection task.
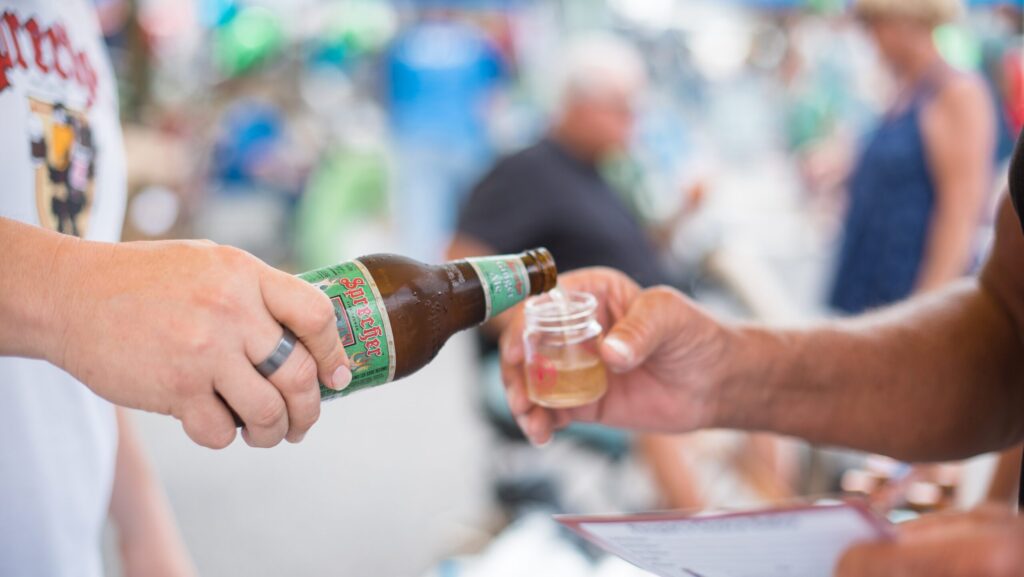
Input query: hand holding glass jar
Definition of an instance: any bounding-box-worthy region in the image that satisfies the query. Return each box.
[499,267,732,447]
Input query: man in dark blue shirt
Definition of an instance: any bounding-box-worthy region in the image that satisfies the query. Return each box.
[448,36,669,310]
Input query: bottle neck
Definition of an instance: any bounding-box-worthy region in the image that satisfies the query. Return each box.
[521,248,558,296]
[457,249,558,322]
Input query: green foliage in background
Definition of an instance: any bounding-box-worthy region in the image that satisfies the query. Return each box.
[295,148,389,269]
[214,7,284,77]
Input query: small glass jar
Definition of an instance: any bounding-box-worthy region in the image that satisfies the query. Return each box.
[523,290,608,408]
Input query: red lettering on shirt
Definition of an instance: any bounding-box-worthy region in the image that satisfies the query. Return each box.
[0,11,99,107]
[0,29,12,92]
[3,12,26,68]
[24,19,48,73]
[48,23,71,79]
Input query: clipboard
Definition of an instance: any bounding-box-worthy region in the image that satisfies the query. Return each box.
[556,501,894,577]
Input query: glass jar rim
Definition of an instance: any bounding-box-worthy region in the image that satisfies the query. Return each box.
[525,290,599,332]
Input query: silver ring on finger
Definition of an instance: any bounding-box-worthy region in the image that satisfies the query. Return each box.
[255,327,297,378]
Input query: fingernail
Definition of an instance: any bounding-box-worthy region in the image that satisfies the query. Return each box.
[331,365,352,390]
[603,336,634,366]
[507,386,522,409]
[516,416,532,434]
[535,436,552,449]
[515,415,531,437]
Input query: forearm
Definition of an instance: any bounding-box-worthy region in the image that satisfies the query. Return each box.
[914,208,978,294]
[0,217,85,361]
[110,409,196,577]
[716,280,1024,461]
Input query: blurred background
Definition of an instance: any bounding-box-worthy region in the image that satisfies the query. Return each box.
[101,0,1023,575]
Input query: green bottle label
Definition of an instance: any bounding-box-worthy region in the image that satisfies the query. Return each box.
[465,255,532,320]
[299,260,396,400]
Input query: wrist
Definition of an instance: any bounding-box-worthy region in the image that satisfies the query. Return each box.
[709,322,796,431]
[40,235,101,368]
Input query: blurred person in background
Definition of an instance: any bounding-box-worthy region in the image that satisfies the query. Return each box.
[388,12,505,261]
[831,0,996,314]
[448,34,668,294]
[447,34,794,514]
[826,0,1005,510]
[0,1,350,575]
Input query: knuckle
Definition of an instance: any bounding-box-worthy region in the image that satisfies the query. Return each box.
[215,245,257,272]
[195,282,241,318]
[288,353,320,391]
[298,291,336,334]
[184,327,218,356]
[204,425,236,450]
[216,244,246,261]
[310,295,337,333]
[246,432,282,449]
[278,282,336,337]
[311,289,335,318]
[251,398,287,429]
[647,285,685,307]
[290,397,320,432]
[645,286,692,332]
[184,416,235,450]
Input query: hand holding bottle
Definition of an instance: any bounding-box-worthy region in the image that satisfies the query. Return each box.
[499,267,738,446]
[49,237,351,449]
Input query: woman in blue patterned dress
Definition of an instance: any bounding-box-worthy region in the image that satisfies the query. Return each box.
[831,0,997,314]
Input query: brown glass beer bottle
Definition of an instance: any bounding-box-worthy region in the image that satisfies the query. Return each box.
[299,248,557,399]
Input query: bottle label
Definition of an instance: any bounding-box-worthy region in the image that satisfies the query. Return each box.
[299,260,397,400]
[465,255,532,320]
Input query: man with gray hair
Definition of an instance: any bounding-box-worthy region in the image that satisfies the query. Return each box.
[448,33,669,298]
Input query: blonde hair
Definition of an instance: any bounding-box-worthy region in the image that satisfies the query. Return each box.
[853,0,964,26]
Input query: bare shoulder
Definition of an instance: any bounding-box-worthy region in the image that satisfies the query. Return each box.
[921,71,994,150]
[931,71,991,116]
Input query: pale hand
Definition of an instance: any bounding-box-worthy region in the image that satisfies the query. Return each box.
[52,239,350,448]
[499,267,735,446]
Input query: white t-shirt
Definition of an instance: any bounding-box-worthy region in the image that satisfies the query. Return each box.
[0,1,125,576]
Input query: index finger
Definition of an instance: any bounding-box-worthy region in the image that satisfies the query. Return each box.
[500,303,526,365]
[260,268,351,391]
[499,306,531,416]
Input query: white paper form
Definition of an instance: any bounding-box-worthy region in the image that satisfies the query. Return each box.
[557,502,893,577]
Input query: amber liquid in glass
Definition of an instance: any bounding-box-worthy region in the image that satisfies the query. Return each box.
[527,352,608,409]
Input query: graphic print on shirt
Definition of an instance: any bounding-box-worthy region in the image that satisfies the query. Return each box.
[28,97,96,236]
[1,9,101,237]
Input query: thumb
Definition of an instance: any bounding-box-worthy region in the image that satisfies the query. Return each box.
[600,286,686,373]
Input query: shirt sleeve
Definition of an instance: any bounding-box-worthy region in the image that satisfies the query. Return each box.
[456,161,551,254]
